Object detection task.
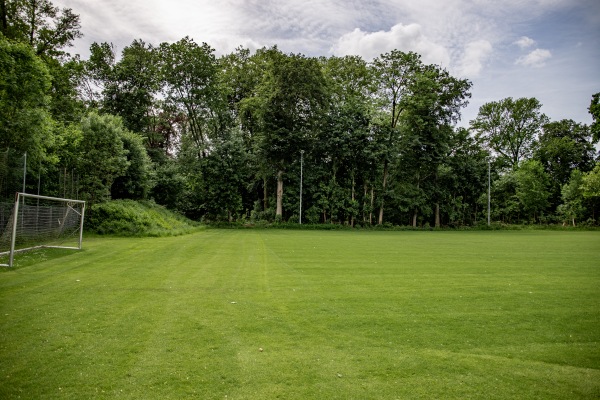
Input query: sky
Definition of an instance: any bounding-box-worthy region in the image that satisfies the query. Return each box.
[54,0,600,127]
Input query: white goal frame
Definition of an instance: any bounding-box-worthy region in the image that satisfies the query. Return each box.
[0,192,86,268]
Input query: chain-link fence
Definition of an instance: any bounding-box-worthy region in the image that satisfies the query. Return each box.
[1,149,81,241]
[0,149,81,203]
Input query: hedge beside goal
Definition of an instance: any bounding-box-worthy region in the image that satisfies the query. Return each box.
[0,193,86,267]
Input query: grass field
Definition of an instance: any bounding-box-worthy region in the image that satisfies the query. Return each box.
[1,230,599,399]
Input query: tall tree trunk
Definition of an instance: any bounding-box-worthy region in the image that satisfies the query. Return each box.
[276,170,283,219]
[378,160,388,225]
[28,3,36,46]
[363,183,368,223]
[412,174,420,228]
[63,166,67,198]
[370,185,374,225]
[0,0,7,35]
[378,203,384,225]
[263,176,268,210]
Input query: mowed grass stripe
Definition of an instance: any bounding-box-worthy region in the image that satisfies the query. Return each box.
[0,230,598,399]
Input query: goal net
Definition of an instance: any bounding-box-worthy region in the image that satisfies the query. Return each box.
[0,193,86,267]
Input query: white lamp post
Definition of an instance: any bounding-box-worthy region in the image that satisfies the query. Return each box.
[487,159,491,226]
[299,150,304,224]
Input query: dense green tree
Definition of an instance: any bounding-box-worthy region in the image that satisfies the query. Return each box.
[111,130,153,200]
[0,34,84,200]
[38,121,82,198]
[589,93,600,143]
[557,169,585,226]
[0,0,81,58]
[0,37,52,166]
[580,163,600,222]
[535,119,596,210]
[81,41,114,106]
[490,170,520,223]
[318,55,374,225]
[397,64,471,226]
[86,40,160,133]
[4,2,599,227]
[221,47,272,211]
[201,130,249,221]
[158,37,223,151]
[150,159,185,210]
[0,0,85,131]
[581,162,600,223]
[45,55,85,123]
[77,112,128,203]
[251,48,329,219]
[514,159,550,222]
[219,47,262,129]
[440,127,489,226]
[371,50,422,224]
[581,163,600,199]
[143,101,185,163]
[471,97,548,168]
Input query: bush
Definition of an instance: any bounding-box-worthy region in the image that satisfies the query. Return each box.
[86,200,201,236]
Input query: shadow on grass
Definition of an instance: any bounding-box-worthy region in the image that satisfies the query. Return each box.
[0,247,82,272]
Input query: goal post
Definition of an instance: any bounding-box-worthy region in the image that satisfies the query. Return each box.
[0,192,86,267]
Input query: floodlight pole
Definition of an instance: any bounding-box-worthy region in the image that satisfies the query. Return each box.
[299,150,304,224]
[22,152,26,193]
[487,159,491,226]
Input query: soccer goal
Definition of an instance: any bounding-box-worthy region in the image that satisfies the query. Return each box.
[0,193,86,267]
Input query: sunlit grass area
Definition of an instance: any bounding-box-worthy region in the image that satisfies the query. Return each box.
[1,230,599,399]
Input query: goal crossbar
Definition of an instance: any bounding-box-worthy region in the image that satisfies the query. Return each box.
[0,193,86,267]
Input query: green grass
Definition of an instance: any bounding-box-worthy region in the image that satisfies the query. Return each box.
[0,230,599,399]
[86,199,201,236]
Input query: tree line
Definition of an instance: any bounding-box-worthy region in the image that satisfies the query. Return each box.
[1,0,599,226]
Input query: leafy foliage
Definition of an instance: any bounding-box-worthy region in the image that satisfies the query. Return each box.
[201,130,249,221]
[86,199,199,236]
[111,130,154,200]
[1,0,598,227]
[471,97,548,168]
[589,92,600,143]
[158,37,222,149]
[581,163,600,200]
[0,37,53,166]
[0,0,82,58]
[514,160,550,222]
[77,112,129,203]
[557,169,585,226]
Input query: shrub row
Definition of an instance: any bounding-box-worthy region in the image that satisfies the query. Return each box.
[207,220,599,231]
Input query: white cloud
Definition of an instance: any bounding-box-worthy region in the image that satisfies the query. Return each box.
[515,48,552,67]
[331,23,450,65]
[51,0,598,126]
[514,36,536,48]
[455,40,493,78]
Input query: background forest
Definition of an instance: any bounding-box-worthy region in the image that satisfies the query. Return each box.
[1,0,599,227]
